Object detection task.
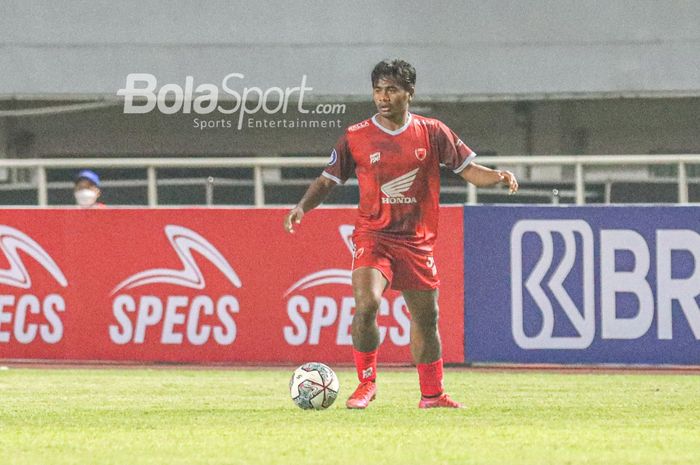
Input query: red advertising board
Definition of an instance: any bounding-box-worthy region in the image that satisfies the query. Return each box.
[0,208,464,364]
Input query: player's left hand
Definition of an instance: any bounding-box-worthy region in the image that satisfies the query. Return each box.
[284,206,304,233]
[499,170,518,194]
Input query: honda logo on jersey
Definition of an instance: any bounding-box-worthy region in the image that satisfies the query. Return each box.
[415,148,427,161]
[381,168,419,204]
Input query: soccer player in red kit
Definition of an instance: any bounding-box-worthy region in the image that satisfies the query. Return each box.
[284,59,518,409]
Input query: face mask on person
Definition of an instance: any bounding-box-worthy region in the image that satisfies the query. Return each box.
[74,189,98,207]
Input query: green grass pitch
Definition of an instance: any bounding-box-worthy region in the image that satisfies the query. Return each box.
[1,367,699,465]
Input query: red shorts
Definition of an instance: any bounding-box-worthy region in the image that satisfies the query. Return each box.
[351,234,439,291]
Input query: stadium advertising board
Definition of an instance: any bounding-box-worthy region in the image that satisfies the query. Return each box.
[464,206,700,365]
[0,208,464,363]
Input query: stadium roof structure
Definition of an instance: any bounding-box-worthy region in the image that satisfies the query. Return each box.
[1,1,699,102]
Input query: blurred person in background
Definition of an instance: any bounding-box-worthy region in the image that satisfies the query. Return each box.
[73,169,106,208]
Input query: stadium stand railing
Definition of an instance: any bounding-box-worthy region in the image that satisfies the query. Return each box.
[0,154,697,206]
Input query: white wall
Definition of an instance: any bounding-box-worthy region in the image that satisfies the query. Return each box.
[1,0,699,98]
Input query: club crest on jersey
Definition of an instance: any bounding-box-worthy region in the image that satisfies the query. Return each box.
[415,148,427,161]
[369,152,381,165]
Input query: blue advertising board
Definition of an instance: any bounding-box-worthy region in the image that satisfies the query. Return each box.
[463,206,700,365]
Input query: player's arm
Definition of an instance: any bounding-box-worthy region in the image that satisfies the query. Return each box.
[434,121,518,194]
[458,162,518,194]
[284,176,337,233]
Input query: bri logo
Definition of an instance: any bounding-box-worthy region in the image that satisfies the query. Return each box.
[511,220,700,350]
[511,221,594,349]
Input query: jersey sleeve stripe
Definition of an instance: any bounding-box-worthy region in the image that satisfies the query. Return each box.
[452,151,477,174]
[321,171,343,185]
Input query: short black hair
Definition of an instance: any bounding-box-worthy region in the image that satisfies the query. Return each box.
[371,59,416,92]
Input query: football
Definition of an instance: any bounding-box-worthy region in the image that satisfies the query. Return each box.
[289,362,340,410]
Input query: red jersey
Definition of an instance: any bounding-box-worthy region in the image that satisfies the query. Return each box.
[322,113,475,249]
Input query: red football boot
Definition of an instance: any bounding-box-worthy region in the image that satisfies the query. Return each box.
[345,381,376,409]
[418,393,463,409]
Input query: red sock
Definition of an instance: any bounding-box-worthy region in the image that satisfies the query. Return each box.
[417,358,444,397]
[352,348,377,383]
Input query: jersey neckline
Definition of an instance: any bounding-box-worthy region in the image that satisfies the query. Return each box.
[371,113,413,136]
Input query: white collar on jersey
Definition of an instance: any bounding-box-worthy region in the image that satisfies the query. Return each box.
[371,112,413,136]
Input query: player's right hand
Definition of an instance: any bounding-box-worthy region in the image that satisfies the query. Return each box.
[284,206,304,233]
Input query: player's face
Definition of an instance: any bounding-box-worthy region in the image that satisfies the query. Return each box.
[373,78,412,121]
